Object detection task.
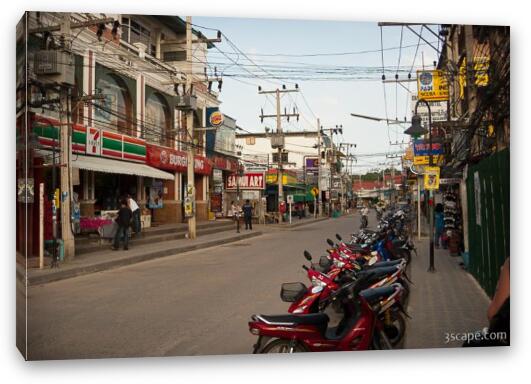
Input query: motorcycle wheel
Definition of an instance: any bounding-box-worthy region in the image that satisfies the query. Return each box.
[372,329,394,350]
[383,311,406,347]
[260,338,308,353]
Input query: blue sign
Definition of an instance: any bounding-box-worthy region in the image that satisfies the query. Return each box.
[413,140,443,157]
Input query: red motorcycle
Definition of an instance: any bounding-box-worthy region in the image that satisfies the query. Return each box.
[250,282,406,353]
[281,251,409,346]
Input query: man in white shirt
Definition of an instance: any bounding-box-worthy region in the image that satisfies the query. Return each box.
[127,194,141,234]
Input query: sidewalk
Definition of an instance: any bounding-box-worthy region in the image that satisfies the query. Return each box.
[19,228,262,286]
[404,237,491,349]
[18,214,331,286]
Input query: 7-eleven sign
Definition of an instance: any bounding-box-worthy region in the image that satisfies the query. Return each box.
[87,127,102,155]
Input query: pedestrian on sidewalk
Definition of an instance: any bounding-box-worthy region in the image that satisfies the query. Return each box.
[434,203,444,248]
[127,194,141,236]
[242,199,254,230]
[112,199,132,251]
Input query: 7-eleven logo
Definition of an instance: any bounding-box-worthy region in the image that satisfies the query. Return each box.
[87,128,102,155]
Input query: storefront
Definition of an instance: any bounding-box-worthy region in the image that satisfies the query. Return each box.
[145,143,212,223]
[264,169,306,213]
[225,171,266,220]
[209,155,239,218]
[31,114,175,234]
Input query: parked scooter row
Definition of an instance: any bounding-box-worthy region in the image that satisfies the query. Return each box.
[248,208,414,353]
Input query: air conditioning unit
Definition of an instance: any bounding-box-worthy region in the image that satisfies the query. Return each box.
[33,50,75,86]
[176,95,197,110]
[270,134,285,149]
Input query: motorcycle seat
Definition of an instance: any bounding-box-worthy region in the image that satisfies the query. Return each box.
[359,285,397,305]
[365,259,403,269]
[257,313,330,334]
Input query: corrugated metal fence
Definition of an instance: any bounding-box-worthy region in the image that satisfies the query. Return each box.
[466,148,510,297]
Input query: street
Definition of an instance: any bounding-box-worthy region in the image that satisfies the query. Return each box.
[24,214,365,360]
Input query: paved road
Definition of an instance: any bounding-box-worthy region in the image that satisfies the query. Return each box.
[22,214,366,360]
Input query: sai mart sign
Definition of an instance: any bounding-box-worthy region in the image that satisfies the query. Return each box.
[226,172,265,190]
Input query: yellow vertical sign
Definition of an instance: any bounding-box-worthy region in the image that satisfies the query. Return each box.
[424,166,440,190]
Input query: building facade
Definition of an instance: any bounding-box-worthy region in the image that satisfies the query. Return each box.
[16,12,236,259]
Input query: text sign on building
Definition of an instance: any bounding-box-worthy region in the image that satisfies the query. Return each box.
[413,140,443,156]
[226,172,265,190]
[411,94,448,127]
[305,157,319,169]
[86,127,102,156]
[416,70,449,101]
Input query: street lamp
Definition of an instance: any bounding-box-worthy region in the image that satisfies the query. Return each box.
[406,99,435,272]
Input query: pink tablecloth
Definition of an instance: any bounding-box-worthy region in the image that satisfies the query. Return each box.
[80,217,113,232]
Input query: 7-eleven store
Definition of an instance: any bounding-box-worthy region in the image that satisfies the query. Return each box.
[33,115,212,246]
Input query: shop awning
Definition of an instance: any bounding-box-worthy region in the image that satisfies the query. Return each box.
[72,155,175,180]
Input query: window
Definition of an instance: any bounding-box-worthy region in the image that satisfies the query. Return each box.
[272,152,288,163]
[95,73,134,135]
[122,17,155,56]
[245,137,256,145]
[145,92,171,146]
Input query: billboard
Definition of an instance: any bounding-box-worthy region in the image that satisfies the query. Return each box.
[416,70,449,101]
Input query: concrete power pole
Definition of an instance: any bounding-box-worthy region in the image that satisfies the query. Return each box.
[258,86,299,223]
[60,13,75,259]
[317,118,323,217]
[186,16,196,239]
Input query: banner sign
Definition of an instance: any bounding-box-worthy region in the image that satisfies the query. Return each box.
[413,140,443,156]
[212,155,238,172]
[146,144,212,175]
[417,70,449,101]
[226,172,265,190]
[413,155,444,165]
[32,114,146,162]
[424,166,440,190]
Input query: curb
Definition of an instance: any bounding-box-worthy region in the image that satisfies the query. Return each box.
[270,216,330,229]
[21,231,263,286]
[76,222,236,256]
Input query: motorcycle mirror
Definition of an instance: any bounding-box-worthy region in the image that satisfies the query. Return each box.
[326,238,334,246]
[303,250,312,261]
[335,234,342,241]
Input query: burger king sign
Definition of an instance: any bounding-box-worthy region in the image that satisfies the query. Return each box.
[209,110,224,127]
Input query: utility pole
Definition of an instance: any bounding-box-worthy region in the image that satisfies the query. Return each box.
[59,13,75,260]
[185,16,196,239]
[321,125,342,216]
[317,118,323,217]
[258,85,299,223]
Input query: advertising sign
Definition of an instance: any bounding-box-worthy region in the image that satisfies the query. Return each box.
[423,166,440,190]
[305,157,319,169]
[226,172,265,190]
[416,70,449,101]
[148,180,164,208]
[413,140,443,156]
[146,144,212,175]
[86,127,102,156]
[206,107,224,127]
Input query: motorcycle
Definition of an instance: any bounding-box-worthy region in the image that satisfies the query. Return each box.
[250,282,408,353]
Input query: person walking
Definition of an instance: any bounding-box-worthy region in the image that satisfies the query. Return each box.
[127,194,141,235]
[112,199,132,251]
[242,199,254,230]
[434,203,444,248]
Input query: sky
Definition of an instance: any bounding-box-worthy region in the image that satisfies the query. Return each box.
[193,16,439,173]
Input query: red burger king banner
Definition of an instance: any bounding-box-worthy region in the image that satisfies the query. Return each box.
[146,144,212,175]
